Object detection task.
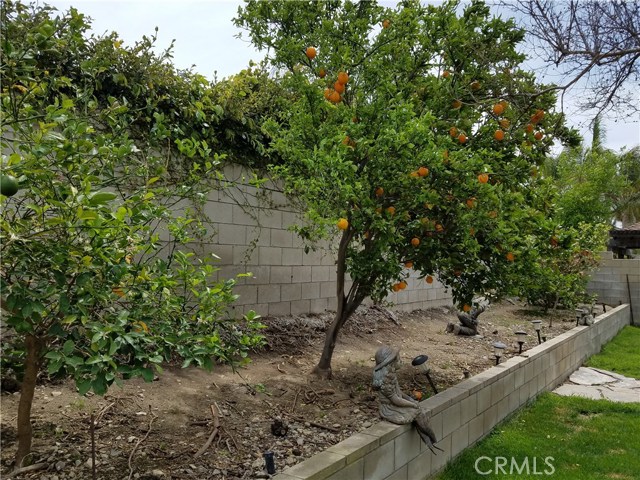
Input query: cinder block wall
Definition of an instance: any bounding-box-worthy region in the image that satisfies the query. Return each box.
[587,251,639,325]
[191,164,452,317]
[274,304,632,480]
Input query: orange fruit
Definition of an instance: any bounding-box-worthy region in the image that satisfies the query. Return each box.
[499,118,511,130]
[449,126,458,138]
[478,173,489,184]
[492,103,504,115]
[506,252,515,262]
[426,275,434,284]
[392,283,400,292]
[382,19,391,28]
[494,129,505,141]
[418,166,429,177]
[375,187,384,197]
[531,109,544,124]
[305,47,316,60]
[435,224,444,232]
[488,210,498,218]
[470,80,481,90]
[534,131,544,141]
[324,88,332,100]
[411,237,421,247]
[318,68,326,78]
[399,280,408,290]
[386,206,396,216]
[458,133,467,144]
[410,171,420,178]
[442,70,450,78]
[112,287,125,298]
[334,81,345,94]
[463,304,471,312]
[405,261,413,269]
[413,390,423,400]
[329,90,341,103]
[525,123,534,134]
[452,99,462,109]
[337,218,349,230]
[466,198,476,208]
[337,71,349,84]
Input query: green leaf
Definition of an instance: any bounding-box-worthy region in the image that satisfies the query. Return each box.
[77,379,92,396]
[140,367,155,382]
[62,339,75,355]
[89,191,117,205]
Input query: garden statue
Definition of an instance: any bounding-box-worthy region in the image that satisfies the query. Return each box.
[446,304,486,336]
[372,346,443,454]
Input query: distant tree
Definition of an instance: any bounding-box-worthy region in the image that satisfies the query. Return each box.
[508,0,640,118]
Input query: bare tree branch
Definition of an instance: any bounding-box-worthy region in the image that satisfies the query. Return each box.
[505,0,640,119]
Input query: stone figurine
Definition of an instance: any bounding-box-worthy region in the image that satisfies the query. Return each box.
[372,346,443,454]
[446,304,486,336]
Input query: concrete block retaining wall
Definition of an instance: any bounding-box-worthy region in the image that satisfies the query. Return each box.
[274,304,632,480]
[176,164,452,317]
[587,251,639,325]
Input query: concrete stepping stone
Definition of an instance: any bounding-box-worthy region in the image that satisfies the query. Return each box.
[554,384,603,400]
[569,367,618,385]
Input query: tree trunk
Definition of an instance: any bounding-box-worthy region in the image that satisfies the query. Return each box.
[312,228,361,379]
[15,334,43,468]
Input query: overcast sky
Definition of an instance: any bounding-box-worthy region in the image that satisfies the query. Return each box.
[48,0,639,152]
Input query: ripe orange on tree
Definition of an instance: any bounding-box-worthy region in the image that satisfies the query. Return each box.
[492,103,505,115]
[463,304,471,312]
[494,129,505,141]
[466,197,476,208]
[334,81,345,94]
[375,187,384,197]
[337,71,349,84]
[392,283,401,292]
[329,90,341,103]
[499,118,511,130]
[382,19,391,28]
[418,166,429,177]
[506,252,515,262]
[478,173,489,184]
[386,206,396,216]
[442,70,450,78]
[435,223,444,232]
[324,88,332,100]
[305,46,316,60]
[534,131,544,141]
[337,218,349,230]
[405,261,413,269]
[411,237,421,247]
[470,80,481,90]
[425,275,434,284]
[452,99,462,109]
[531,109,544,124]
[318,68,326,78]
[398,280,407,290]
[449,126,458,138]
[458,133,467,144]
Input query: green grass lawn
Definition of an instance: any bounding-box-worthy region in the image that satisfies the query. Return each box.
[585,325,640,379]
[436,393,640,480]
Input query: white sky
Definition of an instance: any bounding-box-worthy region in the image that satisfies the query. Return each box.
[48,0,639,152]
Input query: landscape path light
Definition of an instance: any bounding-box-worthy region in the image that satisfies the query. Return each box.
[515,331,527,354]
[412,354,439,394]
[531,320,542,344]
[493,342,507,365]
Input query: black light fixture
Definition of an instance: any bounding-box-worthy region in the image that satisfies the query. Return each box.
[412,354,438,394]
[515,331,527,354]
[493,342,507,365]
[531,320,542,344]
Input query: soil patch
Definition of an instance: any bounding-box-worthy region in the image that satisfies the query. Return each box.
[0,302,586,479]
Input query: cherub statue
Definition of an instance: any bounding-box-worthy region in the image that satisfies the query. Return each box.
[372,346,443,454]
[446,304,486,336]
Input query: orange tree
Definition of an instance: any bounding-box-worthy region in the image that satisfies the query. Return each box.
[236,0,580,378]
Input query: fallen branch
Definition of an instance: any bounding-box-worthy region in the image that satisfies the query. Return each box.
[291,388,300,414]
[6,463,48,478]
[193,403,220,458]
[127,407,157,480]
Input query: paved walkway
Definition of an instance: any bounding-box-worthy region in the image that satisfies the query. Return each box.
[554,367,640,403]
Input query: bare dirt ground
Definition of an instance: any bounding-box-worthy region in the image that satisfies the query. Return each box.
[0,302,587,480]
